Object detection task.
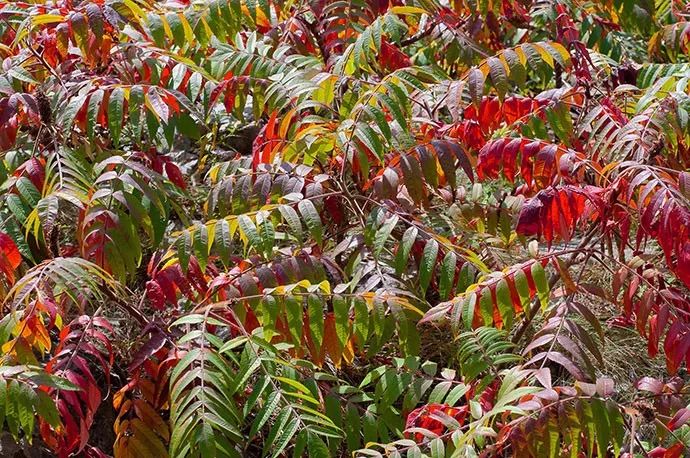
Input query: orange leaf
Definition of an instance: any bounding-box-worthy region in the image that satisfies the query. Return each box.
[323,313,342,367]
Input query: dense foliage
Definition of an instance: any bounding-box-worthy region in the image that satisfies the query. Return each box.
[1,0,690,456]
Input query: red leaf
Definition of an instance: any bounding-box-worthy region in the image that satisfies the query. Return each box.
[380,39,411,71]
[668,408,690,431]
[404,403,469,441]
[664,322,690,375]
[0,232,21,270]
[146,87,169,121]
[324,195,345,225]
[0,96,18,126]
[146,280,166,310]
[635,376,663,394]
[128,327,168,372]
[40,316,114,456]
[165,162,186,189]
[14,156,46,191]
[477,138,585,190]
[0,116,18,150]
[516,185,598,245]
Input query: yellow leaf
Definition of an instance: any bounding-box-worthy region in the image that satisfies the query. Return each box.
[32,14,64,26]
[279,108,296,139]
[161,15,173,40]
[206,221,216,253]
[389,6,427,15]
[159,254,180,271]
[179,13,194,45]
[317,280,331,295]
[342,338,355,364]
[133,399,170,441]
[514,46,528,66]
[534,44,554,67]
[296,279,311,289]
[113,389,129,411]
[549,42,572,64]
[122,0,146,21]
[388,296,424,317]
[1,338,16,355]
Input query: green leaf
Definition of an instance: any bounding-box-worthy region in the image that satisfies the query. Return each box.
[6,381,19,438]
[395,226,417,275]
[269,415,300,458]
[607,400,625,456]
[29,373,79,391]
[373,215,398,257]
[35,390,60,428]
[192,223,209,271]
[531,262,549,310]
[257,216,275,257]
[0,378,6,430]
[354,122,384,161]
[438,251,457,301]
[333,295,350,349]
[590,399,610,458]
[376,92,406,129]
[345,403,361,451]
[60,86,90,130]
[307,431,331,457]
[238,214,261,253]
[16,177,40,206]
[460,292,477,331]
[478,288,493,326]
[292,429,308,458]
[17,383,36,439]
[495,279,514,329]
[259,295,279,341]
[86,89,104,139]
[427,381,452,404]
[297,200,323,245]
[250,390,281,438]
[429,437,445,458]
[230,352,261,396]
[176,230,192,272]
[513,269,531,313]
[307,294,324,349]
[353,297,369,347]
[214,219,232,266]
[172,314,213,326]
[445,383,470,406]
[468,68,485,107]
[419,239,439,295]
[108,87,125,147]
[285,295,303,346]
[279,205,304,243]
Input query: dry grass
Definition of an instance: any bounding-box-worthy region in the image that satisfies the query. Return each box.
[576,262,671,402]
